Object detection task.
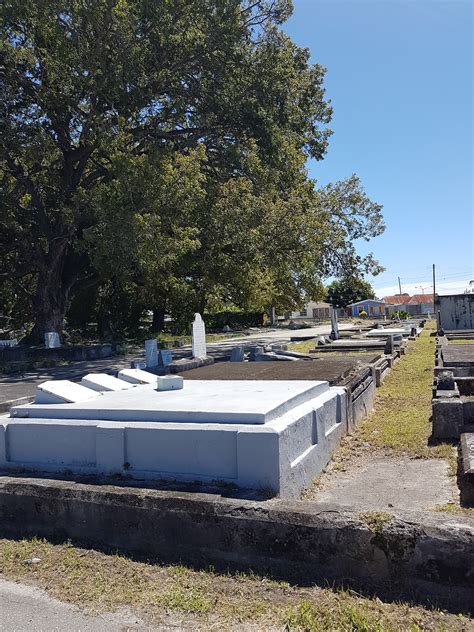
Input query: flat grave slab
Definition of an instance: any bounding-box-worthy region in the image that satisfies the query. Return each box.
[312,339,399,352]
[11,380,328,425]
[81,373,133,392]
[117,368,158,384]
[180,356,380,386]
[366,328,410,337]
[35,380,99,405]
[442,345,474,368]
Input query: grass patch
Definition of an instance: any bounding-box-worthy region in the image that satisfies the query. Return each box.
[358,511,393,534]
[433,503,474,516]
[0,537,471,630]
[358,324,456,468]
[288,339,372,357]
[287,339,318,354]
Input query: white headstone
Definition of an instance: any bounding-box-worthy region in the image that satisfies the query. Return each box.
[45,332,61,348]
[192,313,207,359]
[145,339,159,368]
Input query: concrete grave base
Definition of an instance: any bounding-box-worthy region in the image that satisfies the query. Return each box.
[1,380,347,498]
[0,475,472,612]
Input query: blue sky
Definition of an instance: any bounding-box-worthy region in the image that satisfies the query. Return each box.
[284,0,473,297]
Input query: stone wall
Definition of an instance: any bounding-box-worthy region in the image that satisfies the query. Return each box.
[0,476,472,612]
[437,294,474,331]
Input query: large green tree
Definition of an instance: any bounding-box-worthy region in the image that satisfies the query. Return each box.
[1,0,384,339]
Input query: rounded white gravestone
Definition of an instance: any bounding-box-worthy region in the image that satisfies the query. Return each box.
[192,313,207,359]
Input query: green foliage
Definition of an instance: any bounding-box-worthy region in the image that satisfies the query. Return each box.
[204,311,264,330]
[358,511,393,534]
[393,310,409,320]
[0,0,384,339]
[326,277,377,309]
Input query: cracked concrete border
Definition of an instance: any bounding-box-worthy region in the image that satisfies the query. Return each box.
[0,475,473,614]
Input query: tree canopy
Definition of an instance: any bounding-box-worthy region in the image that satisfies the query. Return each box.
[326,277,377,309]
[0,0,384,339]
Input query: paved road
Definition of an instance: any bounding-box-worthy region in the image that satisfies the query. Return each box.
[0,578,152,631]
[0,324,352,410]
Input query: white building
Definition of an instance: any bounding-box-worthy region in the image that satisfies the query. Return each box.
[287,302,332,321]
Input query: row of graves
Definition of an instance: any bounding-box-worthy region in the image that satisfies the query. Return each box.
[0,313,424,499]
[432,327,474,506]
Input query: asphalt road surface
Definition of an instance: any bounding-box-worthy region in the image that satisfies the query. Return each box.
[0,578,153,632]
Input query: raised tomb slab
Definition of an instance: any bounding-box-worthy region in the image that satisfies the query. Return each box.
[1,378,347,499]
[180,355,381,430]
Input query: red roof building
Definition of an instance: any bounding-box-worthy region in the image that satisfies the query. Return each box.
[406,294,433,305]
[382,294,410,305]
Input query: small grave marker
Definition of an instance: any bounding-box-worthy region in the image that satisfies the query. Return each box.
[44,332,61,348]
[384,335,394,355]
[145,339,159,368]
[159,349,173,367]
[157,375,183,391]
[192,313,207,358]
[230,347,244,362]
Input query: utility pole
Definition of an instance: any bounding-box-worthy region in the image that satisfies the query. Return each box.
[398,276,402,296]
[432,264,436,316]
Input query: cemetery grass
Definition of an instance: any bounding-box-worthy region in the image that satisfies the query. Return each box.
[359,324,455,467]
[0,538,471,631]
[302,324,457,502]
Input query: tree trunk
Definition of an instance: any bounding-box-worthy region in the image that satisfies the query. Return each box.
[151,307,166,333]
[24,244,72,345]
[26,278,69,344]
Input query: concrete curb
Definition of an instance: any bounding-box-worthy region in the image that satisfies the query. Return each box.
[0,396,34,414]
[0,476,472,613]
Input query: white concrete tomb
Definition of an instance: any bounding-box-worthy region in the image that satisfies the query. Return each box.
[2,379,348,499]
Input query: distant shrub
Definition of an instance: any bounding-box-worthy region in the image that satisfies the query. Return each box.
[358,310,368,317]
